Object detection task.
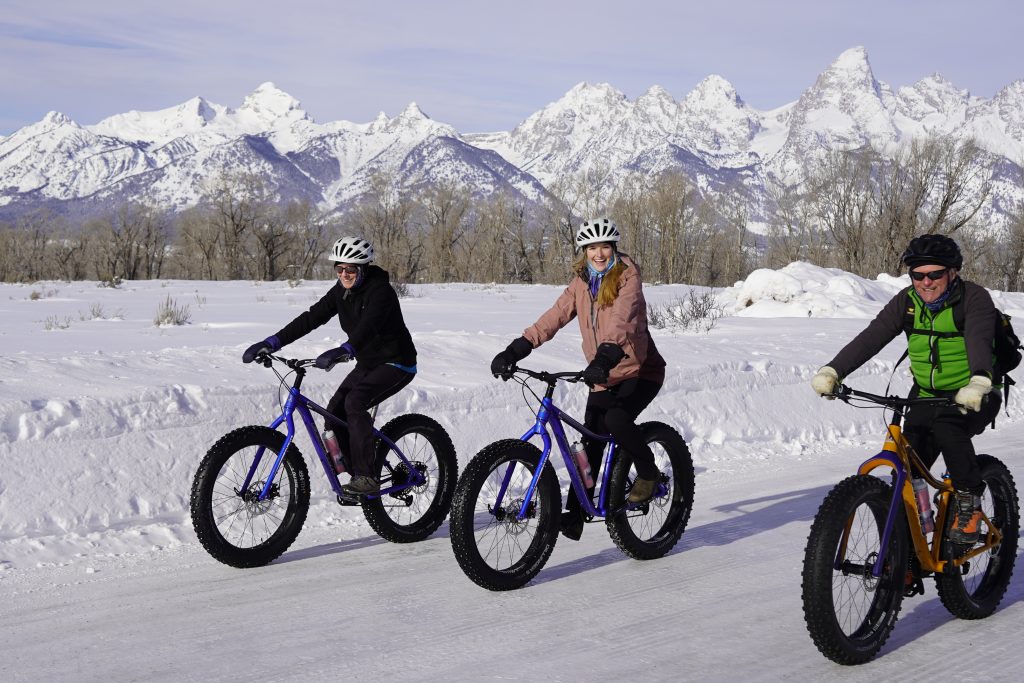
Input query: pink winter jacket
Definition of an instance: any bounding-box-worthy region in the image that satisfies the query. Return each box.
[521,254,666,389]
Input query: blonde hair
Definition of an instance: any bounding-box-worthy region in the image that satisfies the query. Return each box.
[573,253,626,307]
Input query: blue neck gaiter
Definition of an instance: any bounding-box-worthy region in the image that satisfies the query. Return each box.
[587,253,616,298]
[924,276,959,313]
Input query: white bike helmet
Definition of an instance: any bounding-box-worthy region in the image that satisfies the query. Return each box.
[329,236,374,264]
[575,218,620,249]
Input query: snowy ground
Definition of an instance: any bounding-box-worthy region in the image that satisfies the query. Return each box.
[2,262,1023,681]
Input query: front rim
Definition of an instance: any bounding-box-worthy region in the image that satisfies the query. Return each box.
[472,458,546,572]
[832,500,894,639]
[210,447,295,549]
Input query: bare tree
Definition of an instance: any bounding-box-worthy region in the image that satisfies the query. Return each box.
[348,172,421,283]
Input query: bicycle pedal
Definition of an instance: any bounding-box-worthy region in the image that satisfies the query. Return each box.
[336,493,362,506]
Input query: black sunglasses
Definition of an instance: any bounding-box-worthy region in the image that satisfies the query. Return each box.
[335,264,360,275]
[909,268,949,282]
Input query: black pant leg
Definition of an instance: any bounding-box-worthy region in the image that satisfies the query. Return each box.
[567,378,662,514]
[326,364,415,477]
[905,400,991,493]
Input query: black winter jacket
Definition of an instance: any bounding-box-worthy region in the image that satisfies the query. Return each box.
[274,266,416,368]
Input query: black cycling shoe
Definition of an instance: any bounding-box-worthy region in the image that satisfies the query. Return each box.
[560,511,584,541]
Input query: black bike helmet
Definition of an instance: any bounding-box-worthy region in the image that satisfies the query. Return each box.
[901,234,963,269]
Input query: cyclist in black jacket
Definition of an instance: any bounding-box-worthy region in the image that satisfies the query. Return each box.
[242,236,417,496]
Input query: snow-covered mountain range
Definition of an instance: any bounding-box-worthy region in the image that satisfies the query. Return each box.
[1,47,1022,226]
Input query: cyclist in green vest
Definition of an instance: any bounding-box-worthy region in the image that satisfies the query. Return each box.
[810,234,998,545]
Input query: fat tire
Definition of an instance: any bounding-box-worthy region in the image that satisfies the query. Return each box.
[801,475,908,665]
[605,422,695,560]
[935,454,1020,619]
[449,439,561,591]
[362,414,458,543]
[190,426,310,568]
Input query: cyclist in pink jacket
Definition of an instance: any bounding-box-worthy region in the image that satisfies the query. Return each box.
[491,218,667,540]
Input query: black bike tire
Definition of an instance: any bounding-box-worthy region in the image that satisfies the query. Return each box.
[190,426,310,568]
[934,454,1020,619]
[605,421,695,560]
[449,439,561,591]
[361,413,458,543]
[801,474,908,665]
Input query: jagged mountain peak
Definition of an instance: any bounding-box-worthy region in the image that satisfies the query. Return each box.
[684,75,746,110]
[89,96,223,142]
[641,84,673,99]
[397,102,429,120]
[42,111,78,128]
[993,79,1024,104]
[237,82,310,123]
[897,73,971,123]
[566,80,624,97]
[816,46,879,95]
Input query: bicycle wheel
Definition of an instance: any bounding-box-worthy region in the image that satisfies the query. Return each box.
[449,439,561,591]
[801,474,909,665]
[605,421,695,560]
[190,426,310,568]
[362,413,458,543]
[935,454,1020,619]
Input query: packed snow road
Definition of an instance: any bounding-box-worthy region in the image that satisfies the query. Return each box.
[3,427,1022,682]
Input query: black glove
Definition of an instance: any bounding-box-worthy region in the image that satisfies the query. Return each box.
[315,343,355,370]
[581,343,625,385]
[242,335,281,363]
[490,337,533,380]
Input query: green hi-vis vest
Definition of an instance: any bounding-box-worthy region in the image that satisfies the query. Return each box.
[904,288,971,395]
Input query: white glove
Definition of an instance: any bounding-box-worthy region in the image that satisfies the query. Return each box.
[954,375,992,412]
[811,366,840,397]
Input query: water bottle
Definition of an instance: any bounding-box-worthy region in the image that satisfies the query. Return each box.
[912,477,934,534]
[571,441,594,488]
[323,430,345,474]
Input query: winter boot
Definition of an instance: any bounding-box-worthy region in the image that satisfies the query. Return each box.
[342,475,380,497]
[627,475,660,504]
[948,490,982,546]
[560,511,584,541]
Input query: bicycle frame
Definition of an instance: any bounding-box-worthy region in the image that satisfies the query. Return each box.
[835,387,1005,579]
[494,367,666,522]
[240,356,424,502]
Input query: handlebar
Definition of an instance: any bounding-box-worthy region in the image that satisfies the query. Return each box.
[830,383,956,409]
[506,365,586,385]
[253,352,346,371]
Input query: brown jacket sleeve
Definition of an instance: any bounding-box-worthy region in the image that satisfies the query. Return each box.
[522,280,580,348]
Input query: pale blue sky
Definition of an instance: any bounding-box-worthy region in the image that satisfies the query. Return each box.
[2,0,1021,135]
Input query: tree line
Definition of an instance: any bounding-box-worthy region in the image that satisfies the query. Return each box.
[2,135,1022,291]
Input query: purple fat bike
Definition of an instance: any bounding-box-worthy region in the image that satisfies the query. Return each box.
[190,352,457,568]
[449,366,695,591]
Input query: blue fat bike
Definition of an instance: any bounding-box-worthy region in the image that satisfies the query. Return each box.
[190,353,457,568]
[449,366,695,591]
[802,384,1020,664]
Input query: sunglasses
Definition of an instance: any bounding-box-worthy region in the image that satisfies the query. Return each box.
[335,264,360,275]
[909,268,949,282]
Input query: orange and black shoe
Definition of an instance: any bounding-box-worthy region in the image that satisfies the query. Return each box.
[948,490,982,546]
